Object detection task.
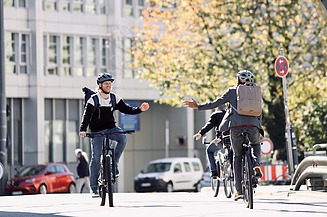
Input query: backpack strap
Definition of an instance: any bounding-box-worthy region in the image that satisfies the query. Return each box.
[91,94,100,119]
[110,93,116,110]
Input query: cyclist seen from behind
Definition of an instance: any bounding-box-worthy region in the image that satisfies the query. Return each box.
[193,106,232,178]
[79,73,150,198]
[182,70,263,201]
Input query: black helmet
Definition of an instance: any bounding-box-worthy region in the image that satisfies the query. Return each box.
[237,70,254,85]
[97,73,114,84]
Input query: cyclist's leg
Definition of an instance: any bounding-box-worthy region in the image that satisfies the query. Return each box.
[230,127,245,197]
[206,142,220,177]
[89,135,104,193]
[245,126,263,178]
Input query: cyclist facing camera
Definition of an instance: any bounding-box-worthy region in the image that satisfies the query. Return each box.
[193,106,228,179]
[182,70,264,201]
[79,72,150,198]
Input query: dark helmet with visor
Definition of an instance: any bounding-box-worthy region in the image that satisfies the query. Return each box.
[97,73,114,84]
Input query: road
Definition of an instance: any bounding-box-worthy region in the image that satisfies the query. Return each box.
[0,185,326,217]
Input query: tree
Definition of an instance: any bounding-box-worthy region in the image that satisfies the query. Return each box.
[132,0,327,161]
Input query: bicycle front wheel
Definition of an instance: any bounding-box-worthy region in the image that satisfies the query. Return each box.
[223,162,233,198]
[242,153,254,209]
[105,155,114,207]
[211,161,220,197]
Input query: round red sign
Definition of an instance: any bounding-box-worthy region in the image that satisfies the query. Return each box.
[274,56,289,77]
[261,138,274,155]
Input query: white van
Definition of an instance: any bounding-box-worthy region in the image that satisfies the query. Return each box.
[134,157,204,193]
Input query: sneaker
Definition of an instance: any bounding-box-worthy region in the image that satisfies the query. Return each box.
[115,164,120,178]
[254,166,263,178]
[91,187,99,198]
[210,170,218,179]
[234,191,244,201]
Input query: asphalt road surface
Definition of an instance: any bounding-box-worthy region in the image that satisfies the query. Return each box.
[0,185,326,217]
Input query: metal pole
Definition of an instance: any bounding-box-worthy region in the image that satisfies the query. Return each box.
[165,120,169,158]
[280,48,294,175]
[0,0,8,195]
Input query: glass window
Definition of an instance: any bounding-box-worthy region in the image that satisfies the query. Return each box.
[123,0,133,16]
[46,165,56,173]
[58,0,70,11]
[5,32,16,74]
[18,0,26,7]
[53,100,66,163]
[137,0,145,17]
[86,38,97,77]
[4,0,14,7]
[101,39,108,72]
[20,34,28,74]
[7,99,23,166]
[62,36,72,76]
[192,162,201,171]
[184,162,191,172]
[48,35,59,75]
[173,163,182,173]
[67,100,80,163]
[123,38,134,78]
[98,0,106,14]
[85,0,96,14]
[44,0,57,11]
[74,37,85,76]
[72,0,83,12]
[44,99,53,163]
[55,165,66,173]
[5,32,29,74]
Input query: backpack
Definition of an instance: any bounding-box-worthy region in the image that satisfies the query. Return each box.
[235,84,262,117]
[82,87,116,119]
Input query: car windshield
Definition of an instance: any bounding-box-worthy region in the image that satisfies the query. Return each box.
[143,162,171,173]
[17,165,46,177]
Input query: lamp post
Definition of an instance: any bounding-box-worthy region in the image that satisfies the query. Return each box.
[0,0,8,195]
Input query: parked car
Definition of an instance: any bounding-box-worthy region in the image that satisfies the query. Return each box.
[6,163,76,195]
[134,157,204,193]
[200,167,211,189]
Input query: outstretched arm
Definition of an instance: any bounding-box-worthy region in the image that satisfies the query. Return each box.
[182,98,198,109]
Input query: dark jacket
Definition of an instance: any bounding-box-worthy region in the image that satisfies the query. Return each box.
[198,111,226,138]
[76,155,89,178]
[80,92,142,132]
[198,86,264,136]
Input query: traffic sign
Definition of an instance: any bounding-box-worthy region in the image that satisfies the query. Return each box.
[261,138,274,155]
[275,56,289,77]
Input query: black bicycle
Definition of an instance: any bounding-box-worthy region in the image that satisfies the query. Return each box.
[202,135,234,198]
[86,130,135,207]
[240,133,259,209]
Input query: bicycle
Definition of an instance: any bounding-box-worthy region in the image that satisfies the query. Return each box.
[85,130,135,207]
[240,132,259,209]
[202,134,234,198]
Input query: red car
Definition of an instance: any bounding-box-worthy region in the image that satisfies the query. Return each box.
[6,163,76,195]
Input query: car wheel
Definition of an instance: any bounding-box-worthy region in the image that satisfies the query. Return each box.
[39,184,47,194]
[194,182,201,192]
[68,183,76,193]
[166,182,173,192]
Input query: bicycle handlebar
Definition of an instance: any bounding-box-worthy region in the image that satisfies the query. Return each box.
[85,130,135,138]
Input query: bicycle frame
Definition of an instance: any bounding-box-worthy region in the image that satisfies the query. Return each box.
[85,130,135,207]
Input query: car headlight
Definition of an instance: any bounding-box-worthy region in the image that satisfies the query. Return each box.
[25,178,36,183]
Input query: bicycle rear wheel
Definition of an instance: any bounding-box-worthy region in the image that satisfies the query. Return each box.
[242,153,254,209]
[105,155,114,207]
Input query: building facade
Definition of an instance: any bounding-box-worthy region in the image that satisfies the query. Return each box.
[3,0,213,192]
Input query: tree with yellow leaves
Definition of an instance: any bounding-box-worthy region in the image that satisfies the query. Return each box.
[132,0,327,161]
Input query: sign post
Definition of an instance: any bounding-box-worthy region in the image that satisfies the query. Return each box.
[274,48,295,175]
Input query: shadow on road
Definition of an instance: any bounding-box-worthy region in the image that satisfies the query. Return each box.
[0,211,67,217]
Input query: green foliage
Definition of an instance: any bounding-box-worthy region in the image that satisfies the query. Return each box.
[132,0,327,160]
